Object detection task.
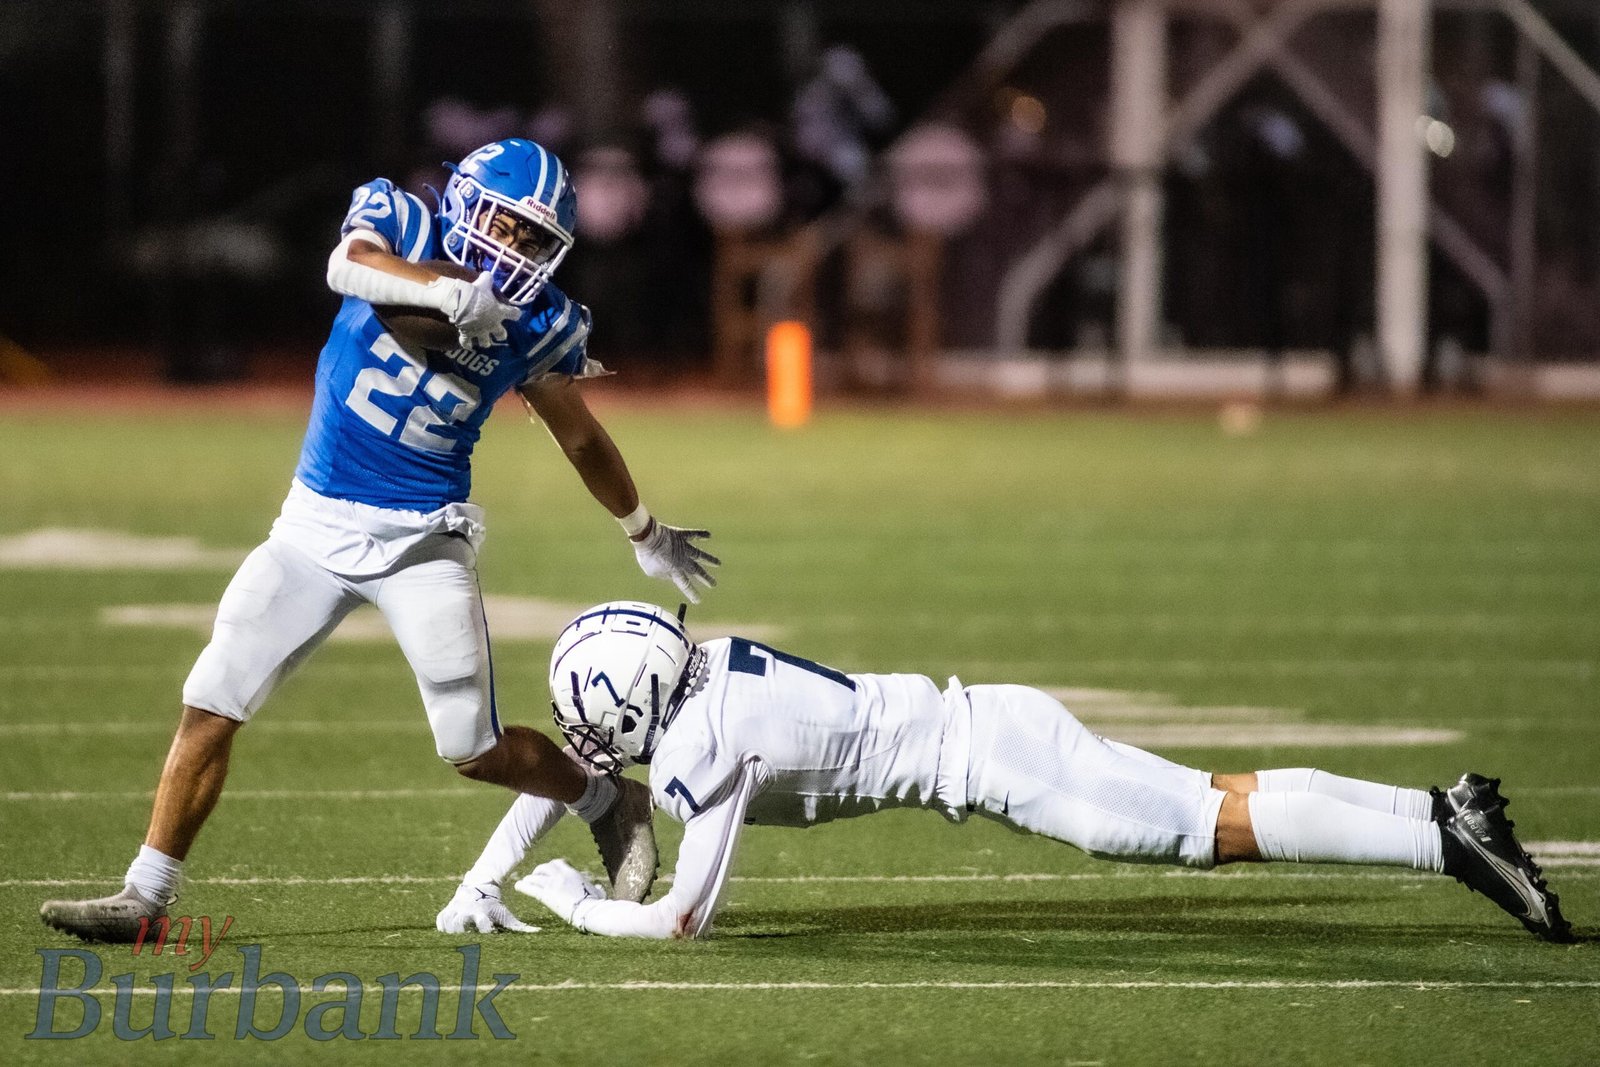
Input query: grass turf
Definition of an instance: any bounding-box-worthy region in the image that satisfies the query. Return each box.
[1,398,1597,1064]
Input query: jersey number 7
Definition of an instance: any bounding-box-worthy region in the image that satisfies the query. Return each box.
[727,638,855,692]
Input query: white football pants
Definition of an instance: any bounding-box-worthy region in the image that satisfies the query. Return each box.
[964,685,1226,868]
[182,533,499,763]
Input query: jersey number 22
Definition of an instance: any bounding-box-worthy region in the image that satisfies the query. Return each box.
[345,333,480,453]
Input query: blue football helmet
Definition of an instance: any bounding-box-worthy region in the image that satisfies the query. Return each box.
[439,139,576,305]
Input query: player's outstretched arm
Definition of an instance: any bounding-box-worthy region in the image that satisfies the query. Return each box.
[435,792,566,934]
[522,376,720,602]
[517,764,757,938]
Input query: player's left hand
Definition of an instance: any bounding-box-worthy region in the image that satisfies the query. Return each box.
[450,271,519,349]
[435,881,541,934]
[632,520,720,604]
[515,859,607,923]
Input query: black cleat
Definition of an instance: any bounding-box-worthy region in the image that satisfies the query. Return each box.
[1428,784,1450,825]
[589,776,658,903]
[40,886,168,943]
[1436,773,1573,943]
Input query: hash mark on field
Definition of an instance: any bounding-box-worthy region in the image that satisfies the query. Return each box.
[1,980,1598,997]
[1039,687,1461,748]
[979,659,1596,678]
[0,528,243,569]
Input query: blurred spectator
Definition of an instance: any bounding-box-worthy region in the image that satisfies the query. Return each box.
[525,104,578,158]
[575,145,650,244]
[643,89,700,172]
[638,90,711,362]
[566,144,655,355]
[789,45,896,215]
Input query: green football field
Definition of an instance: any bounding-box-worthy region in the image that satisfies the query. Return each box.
[1,396,1597,1064]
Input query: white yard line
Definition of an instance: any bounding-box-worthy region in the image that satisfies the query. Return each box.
[0,723,428,736]
[8,861,1600,889]
[4,789,479,800]
[0,721,1470,747]
[1088,725,1463,747]
[970,659,1596,678]
[0,979,1596,997]
[97,600,782,645]
[11,780,1596,801]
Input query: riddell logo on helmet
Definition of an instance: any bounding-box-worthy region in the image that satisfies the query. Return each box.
[519,199,558,224]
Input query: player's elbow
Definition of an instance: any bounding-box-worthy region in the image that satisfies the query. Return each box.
[672,908,710,940]
[326,235,387,294]
[326,243,368,295]
[325,246,349,293]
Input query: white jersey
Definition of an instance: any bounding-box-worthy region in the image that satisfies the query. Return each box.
[569,637,972,938]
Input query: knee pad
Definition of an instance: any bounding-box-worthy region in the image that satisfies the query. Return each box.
[421,674,499,764]
[180,644,256,722]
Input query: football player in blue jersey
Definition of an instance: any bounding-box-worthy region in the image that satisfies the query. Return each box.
[41,139,715,941]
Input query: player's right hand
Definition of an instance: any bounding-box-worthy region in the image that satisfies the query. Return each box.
[515,859,607,924]
[443,271,518,349]
[435,881,541,934]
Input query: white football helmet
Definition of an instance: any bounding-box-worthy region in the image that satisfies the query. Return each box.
[549,602,705,770]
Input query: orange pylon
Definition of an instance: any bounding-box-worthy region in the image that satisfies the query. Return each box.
[765,321,812,429]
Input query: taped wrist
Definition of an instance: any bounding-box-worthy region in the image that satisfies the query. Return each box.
[618,503,652,539]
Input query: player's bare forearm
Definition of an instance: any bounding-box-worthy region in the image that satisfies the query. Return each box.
[521,377,642,521]
[340,234,448,285]
[563,428,641,520]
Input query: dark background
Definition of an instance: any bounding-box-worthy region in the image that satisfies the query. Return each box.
[3,0,1599,383]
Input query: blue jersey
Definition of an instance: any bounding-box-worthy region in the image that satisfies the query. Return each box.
[294,178,592,510]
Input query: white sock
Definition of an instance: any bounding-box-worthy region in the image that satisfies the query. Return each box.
[1248,792,1444,871]
[124,844,183,905]
[1255,767,1435,821]
[463,793,567,887]
[567,773,620,825]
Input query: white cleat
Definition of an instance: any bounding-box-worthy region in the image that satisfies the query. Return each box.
[40,885,168,943]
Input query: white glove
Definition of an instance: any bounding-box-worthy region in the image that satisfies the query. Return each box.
[632,520,720,604]
[437,271,518,349]
[515,859,607,925]
[435,882,541,934]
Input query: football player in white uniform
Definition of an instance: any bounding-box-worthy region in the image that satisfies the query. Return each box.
[41,141,717,942]
[437,602,1572,943]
